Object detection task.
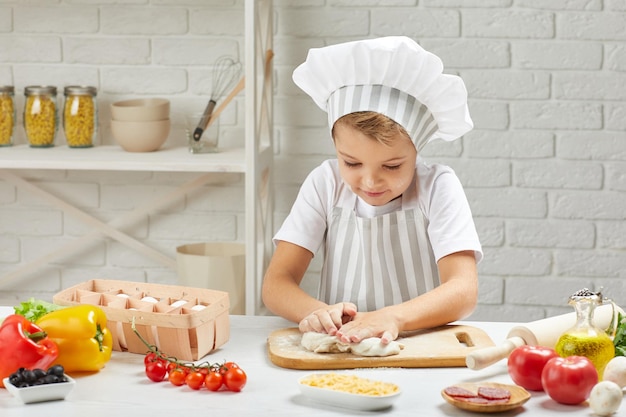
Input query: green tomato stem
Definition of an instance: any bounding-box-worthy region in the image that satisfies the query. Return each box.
[130,316,222,371]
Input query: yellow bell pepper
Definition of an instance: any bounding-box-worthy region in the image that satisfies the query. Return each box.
[36,305,113,372]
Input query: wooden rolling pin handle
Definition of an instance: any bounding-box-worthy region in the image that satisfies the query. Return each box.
[465,336,526,370]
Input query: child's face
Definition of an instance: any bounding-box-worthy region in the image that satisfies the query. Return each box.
[333,123,417,206]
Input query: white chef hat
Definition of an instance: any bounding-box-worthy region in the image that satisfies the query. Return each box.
[292,36,473,151]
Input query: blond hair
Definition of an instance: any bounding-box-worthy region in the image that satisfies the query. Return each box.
[332,111,411,146]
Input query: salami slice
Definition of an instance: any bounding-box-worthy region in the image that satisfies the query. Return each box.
[461,396,490,404]
[443,386,477,398]
[487,398,511,404]
[477,386,511,401]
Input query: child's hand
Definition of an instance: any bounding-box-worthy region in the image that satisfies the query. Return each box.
[335,309,400,344]
[298,302,357,335]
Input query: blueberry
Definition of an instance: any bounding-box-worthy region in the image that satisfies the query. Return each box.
[33,368,46,379]
[22,370,36,383]
[43,374,59,384]
[47,365,65,378]
[8,373,23,385]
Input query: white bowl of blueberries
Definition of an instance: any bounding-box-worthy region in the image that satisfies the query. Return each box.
[3,365,75,404]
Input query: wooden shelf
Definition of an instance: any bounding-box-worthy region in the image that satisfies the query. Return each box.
[0,144,273,173]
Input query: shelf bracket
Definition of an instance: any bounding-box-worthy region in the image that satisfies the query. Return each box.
[0,169,218,289]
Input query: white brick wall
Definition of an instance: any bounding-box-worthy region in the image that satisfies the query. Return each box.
[0,0,625,322]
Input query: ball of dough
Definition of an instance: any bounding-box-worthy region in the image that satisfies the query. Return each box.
[300,332,403,357]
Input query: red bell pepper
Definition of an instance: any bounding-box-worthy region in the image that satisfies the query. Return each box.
[0,314,59,388]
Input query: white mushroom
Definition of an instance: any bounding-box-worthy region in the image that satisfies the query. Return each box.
[603,356,626,388]
[588,381,623,416]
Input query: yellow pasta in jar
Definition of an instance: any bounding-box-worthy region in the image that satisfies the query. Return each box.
[63,86,97,148]
[299,373,399,396]
[64,95,95,147]
[0,94,14,146]
[24,91,57,147]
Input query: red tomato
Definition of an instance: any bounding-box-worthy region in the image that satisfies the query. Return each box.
[145,360,167,382]
[144,352,158,365]
[220,361,239,375]
[144,352,167,366]
[204,370,224,392]
[223,367,247,392]
[541,356,598,405]
[185,371,205,390]
[166,362,178,373]
[507,345,559,391]
[168,368,187,386]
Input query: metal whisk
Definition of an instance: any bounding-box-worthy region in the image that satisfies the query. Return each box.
[193,56,242,141]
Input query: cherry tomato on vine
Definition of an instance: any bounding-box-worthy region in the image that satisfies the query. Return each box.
[204,370,224,392]
[144,352,156,365]
[168,367,187,386]
[220,361,239,375]
[185,371,205,390]
[223,367,247,392]
[144,352,165,366]
[166,362,178,373]
[145,361,167,382]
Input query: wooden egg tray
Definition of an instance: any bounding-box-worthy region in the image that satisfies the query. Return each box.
[53,279,230,361]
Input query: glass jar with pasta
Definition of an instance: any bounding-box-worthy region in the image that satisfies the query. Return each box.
[63,85,97,148]
[0,86,15,147]
[24,86,58,148]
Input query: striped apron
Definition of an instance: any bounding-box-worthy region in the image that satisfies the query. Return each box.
[319,188,440,312]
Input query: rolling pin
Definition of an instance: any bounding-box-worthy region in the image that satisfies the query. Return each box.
[466,303,621,370]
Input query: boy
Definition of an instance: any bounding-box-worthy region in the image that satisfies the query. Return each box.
[262,37,482,345]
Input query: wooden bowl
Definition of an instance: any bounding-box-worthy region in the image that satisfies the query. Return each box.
[441,382,530,413]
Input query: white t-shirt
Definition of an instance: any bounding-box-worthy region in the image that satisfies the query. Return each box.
[274,157,483,263]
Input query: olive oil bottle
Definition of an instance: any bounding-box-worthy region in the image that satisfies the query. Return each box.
[555,288,615,379]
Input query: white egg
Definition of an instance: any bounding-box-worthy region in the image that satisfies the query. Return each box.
[603,356,626,388]
[191,305,206,311]
[141,296,158,303]
[170,299,187,308]
[589,381,622,416]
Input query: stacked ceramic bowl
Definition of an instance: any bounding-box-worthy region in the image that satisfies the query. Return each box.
[110,98,170,152]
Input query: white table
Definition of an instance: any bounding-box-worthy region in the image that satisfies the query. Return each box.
[0,307,611,416]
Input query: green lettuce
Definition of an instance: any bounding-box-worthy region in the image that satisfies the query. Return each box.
[14,298,64,322]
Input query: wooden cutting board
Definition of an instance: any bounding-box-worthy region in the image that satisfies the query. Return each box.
[267,325,495,370]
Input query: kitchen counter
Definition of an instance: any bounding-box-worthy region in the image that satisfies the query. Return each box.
[0,307,608,416]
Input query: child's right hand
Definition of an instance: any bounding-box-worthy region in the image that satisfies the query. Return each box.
[298,302,357,335]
